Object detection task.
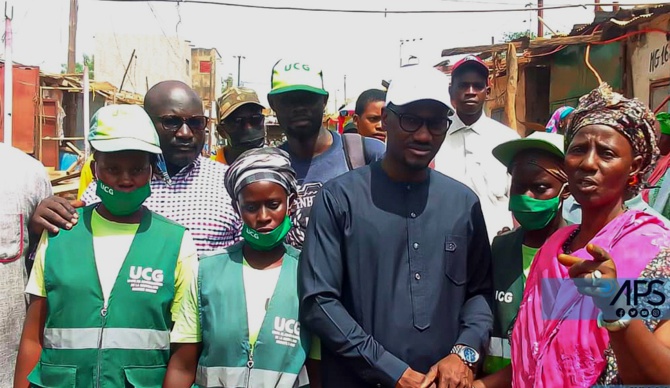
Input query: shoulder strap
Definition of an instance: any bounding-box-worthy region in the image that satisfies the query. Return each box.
[342,133,367,170]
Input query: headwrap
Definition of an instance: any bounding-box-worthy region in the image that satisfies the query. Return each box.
[545,106,574,134]
[564,83,658,194]
[224,147,298,206]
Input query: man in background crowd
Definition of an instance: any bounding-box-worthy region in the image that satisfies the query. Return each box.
[214,87,266,165]
[353,88,387,142]
[269,59,385,249]
[433,55,519,242]
[30,81,241,256]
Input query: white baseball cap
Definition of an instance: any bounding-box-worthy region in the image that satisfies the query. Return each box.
[385,66,454,115]
[89,104,162,155]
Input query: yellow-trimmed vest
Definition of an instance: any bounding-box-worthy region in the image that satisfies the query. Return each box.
[196,242,310,388]
[28,205,185,388]
[483,228,526,375]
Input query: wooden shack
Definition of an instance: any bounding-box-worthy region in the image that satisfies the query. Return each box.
[436,3,670,136]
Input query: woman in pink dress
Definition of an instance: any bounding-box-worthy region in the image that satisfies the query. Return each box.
[509,84,670,387]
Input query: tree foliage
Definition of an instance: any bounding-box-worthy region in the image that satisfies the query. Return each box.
[502,30,537,42]
[61,54,94,79]
[221,74,234,93]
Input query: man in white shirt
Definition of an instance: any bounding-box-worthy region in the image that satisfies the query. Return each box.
[434,56,519,242]
[0,144,52,386]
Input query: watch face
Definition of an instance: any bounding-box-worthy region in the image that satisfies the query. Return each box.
[463,347,478,363]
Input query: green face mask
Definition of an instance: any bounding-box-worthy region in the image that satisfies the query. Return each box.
[509,185,565,231]
[242,216,292,251]
[96,181,151,216]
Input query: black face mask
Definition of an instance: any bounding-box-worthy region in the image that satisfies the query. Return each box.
[227,127,265,150]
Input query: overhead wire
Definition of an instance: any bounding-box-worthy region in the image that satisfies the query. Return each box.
[147,2,182,59]
[90,1,663,14]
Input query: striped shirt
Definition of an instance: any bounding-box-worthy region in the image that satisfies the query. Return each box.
[82,157,242,255]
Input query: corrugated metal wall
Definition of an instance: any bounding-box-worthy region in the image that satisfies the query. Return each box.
[549,42,624,112]
[0,64,39,154]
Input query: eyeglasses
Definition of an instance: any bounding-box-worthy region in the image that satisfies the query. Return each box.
[225,114,264,127]
[157,115,209,132]
[386,106,452,135]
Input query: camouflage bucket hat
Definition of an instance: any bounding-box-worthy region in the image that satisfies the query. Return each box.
[217,87,265,122]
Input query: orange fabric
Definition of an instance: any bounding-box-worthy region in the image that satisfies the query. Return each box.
[214,148,228,165]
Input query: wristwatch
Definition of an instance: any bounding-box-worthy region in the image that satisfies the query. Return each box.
[597,311,631,332]
[450,344,480,367]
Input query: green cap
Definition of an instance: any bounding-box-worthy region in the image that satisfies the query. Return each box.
[657,112,670,136]
[269,59,328,96]
[493,132,565,169]
[89,104,162,154]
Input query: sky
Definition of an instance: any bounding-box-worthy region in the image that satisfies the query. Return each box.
[7,0,667,112]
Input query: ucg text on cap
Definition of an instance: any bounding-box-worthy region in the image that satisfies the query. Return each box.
[269,60,328,96]
[385,66,454,115]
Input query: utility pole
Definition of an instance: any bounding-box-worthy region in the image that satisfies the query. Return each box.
[537,0,544,38]
[3,2,13,146]
[68,0,78,73]
[234,55,245,87]
[65,0,78,147]
[344,75,347,102]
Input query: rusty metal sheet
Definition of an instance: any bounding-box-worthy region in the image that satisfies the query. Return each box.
[0,64,39,153]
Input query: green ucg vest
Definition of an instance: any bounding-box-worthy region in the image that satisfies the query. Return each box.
[28,205,185,388]
[483,228,526,375]
[196,242,310,388]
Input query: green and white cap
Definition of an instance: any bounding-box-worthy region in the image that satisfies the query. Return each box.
[89,104,162,154]
[492,131,565,169]
[269,59,328,96]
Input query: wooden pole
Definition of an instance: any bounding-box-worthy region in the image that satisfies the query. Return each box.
[83,65,90,159]
[119,49,136,92]
[67,0,77,73]
[505,43,520,135]
[64,0,78,155]
[537,0,544,37]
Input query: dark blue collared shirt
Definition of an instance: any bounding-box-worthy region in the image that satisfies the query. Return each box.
[299,162,493,388]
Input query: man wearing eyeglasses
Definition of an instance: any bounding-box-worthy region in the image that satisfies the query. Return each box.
[433,56,519,243]
[30,81,242,256]
[213,87,266,165]
[299,66,493,388]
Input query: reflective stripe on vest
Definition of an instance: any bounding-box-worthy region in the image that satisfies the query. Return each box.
[196,365,309,388]
[488,336,511,359]
[43,328,169,350]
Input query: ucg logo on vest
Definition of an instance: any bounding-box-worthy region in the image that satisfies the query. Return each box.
[127,266,164,294]
[495,290,513,303]
[272,316,300,348]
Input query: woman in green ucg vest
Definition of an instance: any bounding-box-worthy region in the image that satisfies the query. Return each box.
[14,105,198,388]
[165,147,320,388]
[474,132,569,387]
